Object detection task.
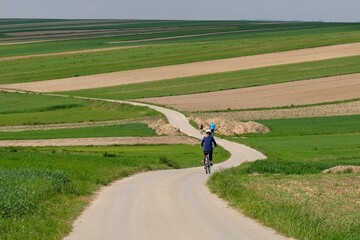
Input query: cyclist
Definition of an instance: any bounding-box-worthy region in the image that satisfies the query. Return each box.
[201,129,217,166]
[209,122,216,134]
[199,123,204,134]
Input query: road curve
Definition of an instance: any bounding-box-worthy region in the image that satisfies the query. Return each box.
[64,99,288,240]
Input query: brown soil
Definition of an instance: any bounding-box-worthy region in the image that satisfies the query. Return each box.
[141,74,360,112]
[0,136,197,147]
[146,118,182,136]
[190,100,360,121]
[1,43,359,92]
[323,166,360,174]
[193,117,269,136]
[0,45,143,62]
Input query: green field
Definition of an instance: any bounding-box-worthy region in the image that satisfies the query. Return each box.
[0,92,160,126]
[65,56,360,100]
[0,123,156,140]
[1,20,358,57]
[1,25,360,84]
[0,145,230,240]
[209,115,360,240]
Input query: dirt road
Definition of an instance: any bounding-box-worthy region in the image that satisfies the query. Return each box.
[64,100,287,240]
[140,73,360,111]
[1,42,359,92]
[0,136,196,147]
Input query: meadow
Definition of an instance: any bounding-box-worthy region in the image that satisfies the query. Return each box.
[0,123,156,140]
[66,56,360,100]
[0,145,230,240]
[1,25,360,84]
[0,91,160,126]
[208,115,360,240]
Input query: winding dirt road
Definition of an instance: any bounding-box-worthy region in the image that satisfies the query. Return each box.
[64,100,287,240]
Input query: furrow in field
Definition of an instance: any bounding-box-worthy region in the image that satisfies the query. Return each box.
[1,42,359,92]
[140,74,360,111]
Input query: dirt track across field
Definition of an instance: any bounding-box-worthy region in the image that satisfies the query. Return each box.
[140,74,360,111]
[190,100,360,121]
[1,42,359,92]
[0,136,197,147]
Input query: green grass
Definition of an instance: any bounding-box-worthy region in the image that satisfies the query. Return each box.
[64,56,360,100]
[0,123,156,140]
[0,145,229,239]
[208,115,360,239]
[1,25,360,84]
[0,92,160,126]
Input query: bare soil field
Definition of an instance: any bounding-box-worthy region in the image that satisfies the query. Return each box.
[190,100,360,121]
[140,74,360,112]
[0,136,197,147]
[1,43,359,92]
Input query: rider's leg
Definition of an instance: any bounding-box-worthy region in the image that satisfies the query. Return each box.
[209,150,213,166]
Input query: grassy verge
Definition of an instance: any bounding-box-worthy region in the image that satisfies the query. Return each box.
[1,26,360,84]
[0,123,156,140]
[208,115,360,240]
[0,92,160,126]
[65,56,360,100]
[0,145,230,240]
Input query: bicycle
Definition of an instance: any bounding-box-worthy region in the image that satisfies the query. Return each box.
[204,153,211,174]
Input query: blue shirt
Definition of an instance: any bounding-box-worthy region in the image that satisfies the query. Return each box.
[210,123,216,130]
[201,135,217,151]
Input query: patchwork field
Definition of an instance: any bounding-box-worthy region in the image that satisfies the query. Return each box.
[140,73,360,111]
[0,19,359,240]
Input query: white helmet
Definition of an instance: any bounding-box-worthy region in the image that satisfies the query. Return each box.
[205,129,211,134]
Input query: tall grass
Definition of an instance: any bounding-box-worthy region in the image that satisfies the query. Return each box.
[0,170,70,217]
[0,145,229,239]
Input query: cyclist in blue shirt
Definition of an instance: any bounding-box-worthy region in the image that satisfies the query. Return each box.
[201,129,217,166]
[209,123,216,134]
